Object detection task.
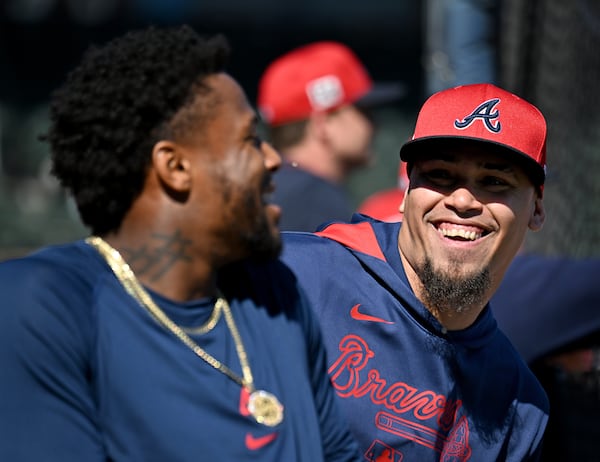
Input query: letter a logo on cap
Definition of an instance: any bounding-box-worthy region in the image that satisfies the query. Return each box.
[454,98,501,133]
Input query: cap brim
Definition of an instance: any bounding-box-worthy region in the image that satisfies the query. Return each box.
[400,136,546,186]
[355,82,406,108]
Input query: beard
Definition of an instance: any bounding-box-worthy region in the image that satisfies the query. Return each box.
[240,210,281,261]
[232,191,281,262]
[416,257,491,315]
[216,168,281,263]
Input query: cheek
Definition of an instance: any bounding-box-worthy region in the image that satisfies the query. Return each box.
[222,148,250,175]
[403,188,439,216]
[333,113,373,147]
[490,202,532,248]
[222,150,265,188]
[351,116,373,144]
[495,194,536,228]
[345,127,372,158]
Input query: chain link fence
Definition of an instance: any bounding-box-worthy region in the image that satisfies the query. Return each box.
[500,0,600,257]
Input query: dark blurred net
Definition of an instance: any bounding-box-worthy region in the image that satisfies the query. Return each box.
[500,0,600,258]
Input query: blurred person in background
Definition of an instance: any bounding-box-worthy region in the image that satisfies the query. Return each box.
[257,41,404,232]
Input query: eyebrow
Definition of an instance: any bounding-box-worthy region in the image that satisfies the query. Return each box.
[424,153,514,173]
[481,161,514,173]
[241,114,259,136]
[249,114,260,131]
[255,110,266,125]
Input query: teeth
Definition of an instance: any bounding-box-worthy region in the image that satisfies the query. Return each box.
[439,228,481,240]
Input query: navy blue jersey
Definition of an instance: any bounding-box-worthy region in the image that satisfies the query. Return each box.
[0,240,361,462]
[281,214,549,462]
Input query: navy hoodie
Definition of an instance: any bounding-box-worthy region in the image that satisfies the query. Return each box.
[282,214,549,462]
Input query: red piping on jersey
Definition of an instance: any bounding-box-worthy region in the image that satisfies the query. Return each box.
[315,222,386,261]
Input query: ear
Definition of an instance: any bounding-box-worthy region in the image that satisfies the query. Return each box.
[307,111,329,141]
[528,194,546,231]
[152,140,192,193]
[398,186,409,214]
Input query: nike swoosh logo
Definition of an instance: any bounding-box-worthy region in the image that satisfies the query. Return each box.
[350,304,394,324]
[245,432,278,450]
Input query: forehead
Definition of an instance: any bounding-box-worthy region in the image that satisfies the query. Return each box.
[413,142,521,172]
[206,73,249,106]
[186,73,256,138]
[211,73,255,116]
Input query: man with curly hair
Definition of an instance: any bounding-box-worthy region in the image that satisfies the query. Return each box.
[0,25,361,462]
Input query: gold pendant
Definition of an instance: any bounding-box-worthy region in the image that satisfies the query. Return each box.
[248,390,284,427]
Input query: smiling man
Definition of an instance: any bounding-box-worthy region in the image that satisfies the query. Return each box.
[281,83,549,461]
[0,26,361,462]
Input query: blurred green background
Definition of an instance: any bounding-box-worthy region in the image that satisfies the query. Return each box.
[1,0,598,259]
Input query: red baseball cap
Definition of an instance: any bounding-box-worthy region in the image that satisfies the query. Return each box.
[400,83,547,186]
[258,41,404,126]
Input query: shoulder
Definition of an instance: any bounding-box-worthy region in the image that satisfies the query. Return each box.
[280,230,348,270]
[0,241,100,288]
[0,241,108,326]
[0,241,109,367]
[282,216,390,261]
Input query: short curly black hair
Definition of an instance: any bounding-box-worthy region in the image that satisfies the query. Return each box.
[44,25,230,235]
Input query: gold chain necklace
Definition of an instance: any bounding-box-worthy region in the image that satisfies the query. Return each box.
[181,298,222,335]
[86,236,284,427]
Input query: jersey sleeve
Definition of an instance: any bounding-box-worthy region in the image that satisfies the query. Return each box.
[0,256,105,461]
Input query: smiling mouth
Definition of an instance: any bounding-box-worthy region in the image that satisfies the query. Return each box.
[436,224,488,241]
[261,175,275,205]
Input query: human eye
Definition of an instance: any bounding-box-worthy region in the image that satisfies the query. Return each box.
[482,175,507,186]
[480,175,511,191]
[422,168,455,187]
[246,134,263,149]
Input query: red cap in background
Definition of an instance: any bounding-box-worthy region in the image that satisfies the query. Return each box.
[258,41,404,126]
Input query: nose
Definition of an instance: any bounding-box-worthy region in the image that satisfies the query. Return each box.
[261,140,281,171]
[445,186,483,214]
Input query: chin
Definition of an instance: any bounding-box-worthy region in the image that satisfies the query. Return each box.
[244,223,282,262]
[249,241,282,262]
